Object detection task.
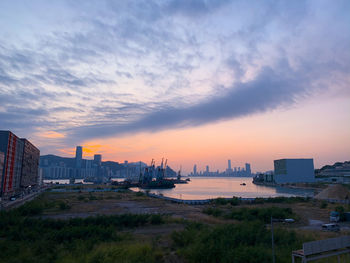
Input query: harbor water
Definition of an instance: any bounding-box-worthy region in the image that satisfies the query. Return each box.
[44,177,315,200]
[131,177,315,200]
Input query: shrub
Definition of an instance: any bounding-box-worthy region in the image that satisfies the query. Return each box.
[77,195,85,201]
[230,196,241,206]
[58,201,71,210]
[203,207,223,217]
[135,191,145,197]
[149,214,164,225]
[88,194,98,201]
[320,201,328,209]
[226,207,294,223]
[213,198,228,205]
[0,212,165,263]
[172,222,304,263]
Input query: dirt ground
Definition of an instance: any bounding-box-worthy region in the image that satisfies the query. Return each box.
[41,191,227,224]
[40,190,350,236]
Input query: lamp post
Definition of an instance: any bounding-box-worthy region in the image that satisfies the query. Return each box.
[271,216,276,263]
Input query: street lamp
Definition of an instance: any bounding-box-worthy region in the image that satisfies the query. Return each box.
[271,216,277,263]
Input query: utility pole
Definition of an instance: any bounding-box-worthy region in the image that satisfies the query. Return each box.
[271,216,276,263]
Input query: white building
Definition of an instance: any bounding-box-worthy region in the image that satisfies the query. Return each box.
[274,158,315,184]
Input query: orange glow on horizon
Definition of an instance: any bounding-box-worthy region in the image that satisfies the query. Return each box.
[40,131,65,139]
[76,96,350,173]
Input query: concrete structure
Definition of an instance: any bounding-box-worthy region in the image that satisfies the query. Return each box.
[0,131,24,198]
[20,139,40,188]
[292,236,350,262]
[274,158,315,184]
[0,131,40,198]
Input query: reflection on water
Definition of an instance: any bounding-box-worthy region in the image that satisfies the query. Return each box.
[133,177,315,200]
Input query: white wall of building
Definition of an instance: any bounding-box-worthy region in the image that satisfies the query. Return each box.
[274,159,315,184]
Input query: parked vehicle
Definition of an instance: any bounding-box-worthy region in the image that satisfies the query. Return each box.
[330,211,340,222]
[322,223,340,232]
[284,218,295,223]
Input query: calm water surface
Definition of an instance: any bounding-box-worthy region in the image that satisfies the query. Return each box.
[133,177,315,199]
[44,177,315,199]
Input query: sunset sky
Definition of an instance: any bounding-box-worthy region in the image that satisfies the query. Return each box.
[0,0,349,173]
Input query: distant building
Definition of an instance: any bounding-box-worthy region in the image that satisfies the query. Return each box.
[206,165,209,173]
[274,158,315,184]
[0,131,40,198]
[94,154,102,166]
[315,161,350,183]
[75,146,82,168]
[245,163,251,175]
[193,164,197,175]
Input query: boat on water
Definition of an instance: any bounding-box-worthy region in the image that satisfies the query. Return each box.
[167,167,188,184]
[240,183,246,186]
[138,159,175,189]
[140,179,175,189]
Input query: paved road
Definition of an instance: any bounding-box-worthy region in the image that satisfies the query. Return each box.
[0,187,49,211]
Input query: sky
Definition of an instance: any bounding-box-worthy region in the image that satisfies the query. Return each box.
[0,0,349,173]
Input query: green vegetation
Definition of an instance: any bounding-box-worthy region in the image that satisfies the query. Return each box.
[254,196,310,204]
[320,201,328,209]
[226,207,294,223]
[172,222,308,263]
[202,207,223,217]
[211,196,241,206]
[203,206,295,223]
[0,198,165,263]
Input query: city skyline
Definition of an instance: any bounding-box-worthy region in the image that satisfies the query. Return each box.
[0,1,349,174]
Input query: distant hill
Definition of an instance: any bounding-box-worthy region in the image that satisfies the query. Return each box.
[316,161,350,172]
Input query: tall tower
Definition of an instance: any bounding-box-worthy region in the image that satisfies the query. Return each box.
[75,146,82,169]
[193,164,197,175]
[245,163,251,175]
[228,160,231,170]
[206,165,209,173]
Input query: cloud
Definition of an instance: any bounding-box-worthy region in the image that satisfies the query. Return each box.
[164,0,232,17]
[40,131,65,139]
[0,0,349,151]
[67,61,306,140]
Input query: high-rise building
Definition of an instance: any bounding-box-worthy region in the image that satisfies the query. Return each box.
[0,151,4,188]
[75,146,82,169]
[228,160,232,170]
[0,131,24,197]
[206,165,209,173]
[245,163,251,175]
[0,131,40,198]
[20,139,40,187]
[94,154,102,166]
[193,164,197,175]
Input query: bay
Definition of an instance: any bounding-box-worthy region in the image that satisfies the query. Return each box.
[132,177,314,200]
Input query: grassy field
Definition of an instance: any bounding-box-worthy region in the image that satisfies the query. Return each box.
[0,189,349,263]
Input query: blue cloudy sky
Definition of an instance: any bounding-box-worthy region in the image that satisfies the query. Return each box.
[0,0,349,171]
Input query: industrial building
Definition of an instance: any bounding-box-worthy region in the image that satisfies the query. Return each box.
[0,131,40,199]
[274,158,315,184]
